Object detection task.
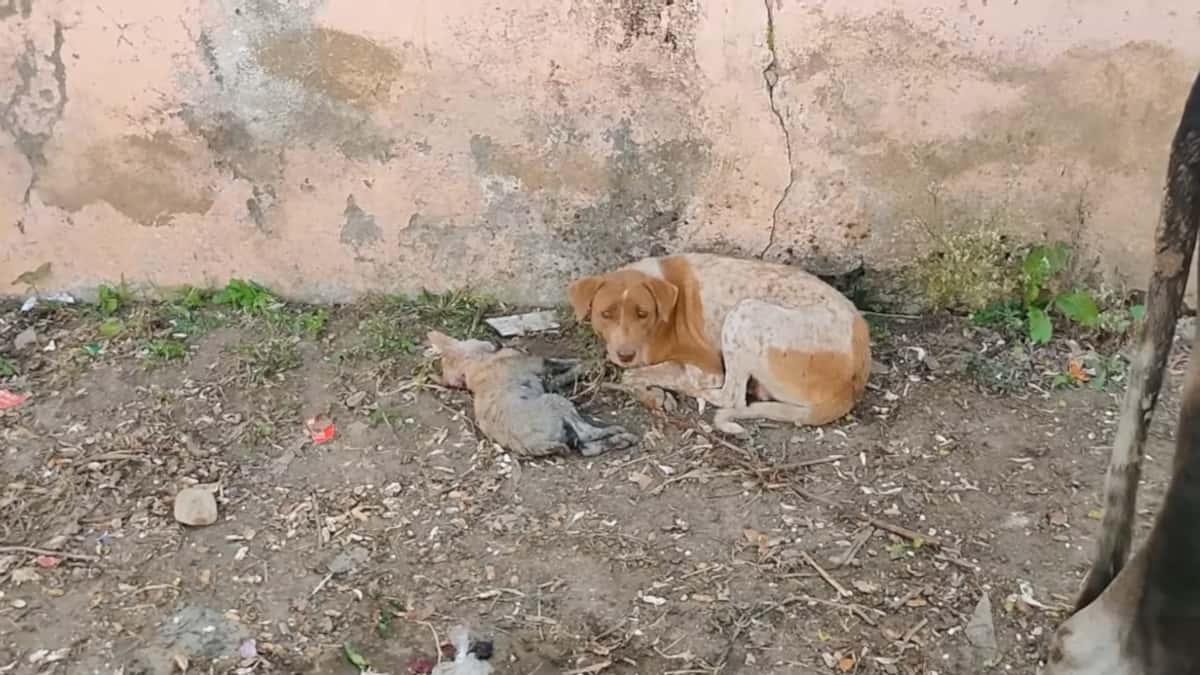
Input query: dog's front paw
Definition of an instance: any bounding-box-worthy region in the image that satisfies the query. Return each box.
[635,386,678,414]
[620,368,654,388]
[712,410,749,437]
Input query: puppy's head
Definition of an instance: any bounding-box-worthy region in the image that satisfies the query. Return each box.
[426,331,499,389]
[567,269,678,368]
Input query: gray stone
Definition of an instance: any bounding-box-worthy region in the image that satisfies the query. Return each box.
[326,545,369,575]
[173,487,218,526]
[158,606,251,661]
[14,327,37,351]
[965,593,999,668]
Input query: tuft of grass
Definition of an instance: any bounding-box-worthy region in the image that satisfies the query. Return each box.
[97,278,132,316]
[907,226,1016,313]
[0,355,15,378]
[275,308,329,338]
[965,343,1036,395]
[405,288,496,337]
[213,279,276,315]
[355,289,497,359]
[147,338,187,361]
[231,336,302,382]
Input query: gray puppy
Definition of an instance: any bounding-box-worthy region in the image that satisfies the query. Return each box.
[427,331,638,458]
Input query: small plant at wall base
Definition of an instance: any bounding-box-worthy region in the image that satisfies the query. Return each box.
[96,278,131,316]
[966,242,1144,344]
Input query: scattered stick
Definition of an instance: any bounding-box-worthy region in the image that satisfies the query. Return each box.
[830,526,874,569]
[901,617,929,645]
[861,310,921,320]
[563,661,612,675]
[802,551,852,598]
[858,514,944,548]
[787,485,836,506]
[0,545,99,562]
[310,572,333,597]
[761,455,845,474]
[416,620,443,667]
[935,552,978,572]
[889,583,932,611]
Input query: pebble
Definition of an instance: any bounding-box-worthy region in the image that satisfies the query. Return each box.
[14,327,37,351]
[173,487,218,526]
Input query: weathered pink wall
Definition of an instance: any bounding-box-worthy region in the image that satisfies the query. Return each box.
[2,1,1198,304]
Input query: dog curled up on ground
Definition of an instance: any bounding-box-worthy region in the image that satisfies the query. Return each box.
[567,253,871,435]
[426,331,639,459]
[1043,70,1200,675]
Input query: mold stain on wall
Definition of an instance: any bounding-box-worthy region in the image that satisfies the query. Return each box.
[257,28,402,108]
[38,133,215,227]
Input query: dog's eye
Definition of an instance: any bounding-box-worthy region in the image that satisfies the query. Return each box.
[635,308,649,319]
[600,310,614,320]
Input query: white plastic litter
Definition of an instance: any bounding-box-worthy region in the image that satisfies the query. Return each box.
[432,625,492,675]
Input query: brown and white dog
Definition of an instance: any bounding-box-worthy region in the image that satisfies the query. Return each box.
[1043,70,1200,675]
[567,253,871,435]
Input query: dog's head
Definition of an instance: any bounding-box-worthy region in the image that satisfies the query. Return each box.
[567,269,679,368]
[426,330,499,389]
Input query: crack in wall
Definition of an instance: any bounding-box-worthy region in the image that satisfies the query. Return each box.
[757,0,796,260]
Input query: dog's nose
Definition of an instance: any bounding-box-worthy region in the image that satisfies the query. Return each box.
[616,350,636,364]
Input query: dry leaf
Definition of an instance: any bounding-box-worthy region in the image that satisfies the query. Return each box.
[628,471,654,490]
[1068,359,1089,382]
[852,580,878,594]
[742,528,771,556]
[838,654,856,672]
[10,568,40,585]
[640,593,667,606]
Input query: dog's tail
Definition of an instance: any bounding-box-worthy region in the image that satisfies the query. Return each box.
[1074,70,1200,613]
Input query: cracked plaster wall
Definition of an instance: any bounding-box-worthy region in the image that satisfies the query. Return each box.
[1,1,1198,304]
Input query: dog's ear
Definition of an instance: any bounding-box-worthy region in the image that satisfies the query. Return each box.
[426,330,455,354]
[567,275,605,322]
[644,277,679,322]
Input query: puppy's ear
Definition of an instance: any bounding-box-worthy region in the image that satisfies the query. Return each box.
[567,275,605,322]
[644,277,679,322]
[426,330,455,354]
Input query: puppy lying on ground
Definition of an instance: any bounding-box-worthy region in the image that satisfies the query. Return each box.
[568,253,870,435]
[427,331,638,458]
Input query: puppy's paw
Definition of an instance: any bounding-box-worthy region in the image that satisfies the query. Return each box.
[635,386,678,414]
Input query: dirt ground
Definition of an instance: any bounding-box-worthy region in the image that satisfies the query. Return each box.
[0,291,1188,675]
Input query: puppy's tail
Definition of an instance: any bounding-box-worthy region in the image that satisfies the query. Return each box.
[1074,69,1200,613]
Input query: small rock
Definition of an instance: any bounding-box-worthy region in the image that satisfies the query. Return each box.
[966,593,999,668]
[14,327,37,351]
[173,487,218,526]
[326,545,369,575]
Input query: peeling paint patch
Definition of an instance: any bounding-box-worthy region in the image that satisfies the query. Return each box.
[469,134,608,193]
[0,0,32,21]
[470,119,711,271]
[179,2,399,165]
[246,184,277,233]
[1,21,68,205]
[38,133,215,226]
[340,195,382,248]
[258,28,402,107]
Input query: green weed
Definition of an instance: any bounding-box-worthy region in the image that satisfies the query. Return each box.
[147,338,186,361]
[213,279,276,315]
[232,337,301,382]
[97,278,131,316]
